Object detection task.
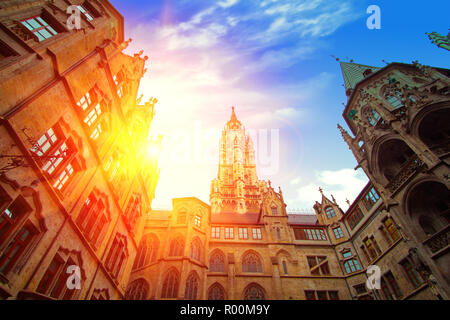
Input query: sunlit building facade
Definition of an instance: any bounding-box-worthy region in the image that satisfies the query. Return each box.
[0,0,160,299]
[128,102,447,300]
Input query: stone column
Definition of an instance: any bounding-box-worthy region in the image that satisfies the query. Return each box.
[228,253,235,300]
[271,256,282,299]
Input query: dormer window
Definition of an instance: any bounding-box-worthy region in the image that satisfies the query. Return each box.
[363,68,373,77]
[21,16,57,42]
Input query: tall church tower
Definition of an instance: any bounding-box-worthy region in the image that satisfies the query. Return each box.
[210,107,267,214]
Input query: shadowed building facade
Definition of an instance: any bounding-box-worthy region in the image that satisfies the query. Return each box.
[0,0,160,299]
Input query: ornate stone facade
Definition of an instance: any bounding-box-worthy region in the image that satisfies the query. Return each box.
[0,0,160,300]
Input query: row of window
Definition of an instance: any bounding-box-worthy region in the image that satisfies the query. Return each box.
[305,290,339,300]
[293,227,327,241]
[346,187,380,230]
[360,217,402,263]
[211,227,262,240]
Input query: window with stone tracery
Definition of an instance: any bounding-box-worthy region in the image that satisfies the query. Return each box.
[242,252,262,273]
[184,272,199,300]
[161,269,179,298]
[243,284,265,300]
[209,251,225,272]
[125,278,149,300]
[208,283,225,300]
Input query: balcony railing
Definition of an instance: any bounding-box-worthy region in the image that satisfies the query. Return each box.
[385,155,426,194]
[423,224,450,255]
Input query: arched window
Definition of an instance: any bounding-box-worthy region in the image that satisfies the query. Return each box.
[210,250,225,272]
[244,283,265,300]
[242,251,262,273]
[325,207,336,218]
[282,260,288,274]
[133,234,159,269]
[184,272,199,300]
[190,238,201,261]
[169,237,184,256]
[161,269,179,298]
[208,283,225,300]
[125,278,149,300]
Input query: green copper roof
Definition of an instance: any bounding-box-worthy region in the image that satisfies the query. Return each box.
[340,62,381,92]
[426,31,450,51]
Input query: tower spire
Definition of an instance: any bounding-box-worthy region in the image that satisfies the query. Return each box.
[227,106,242,129]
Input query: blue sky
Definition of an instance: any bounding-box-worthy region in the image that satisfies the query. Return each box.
[110,0,450,211]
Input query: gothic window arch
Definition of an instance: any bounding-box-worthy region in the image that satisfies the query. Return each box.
[243,283,265,300]
[0,185,45,277]
[76,188,110,249]
[91,288,110,300]
[209,250,225,272]
[169,236,184,256]
[190,238,202,261]
[161,268,179,298]
[208,283,226,300]
[325,207,336,218]
[133,233,159,269]
[125,278,149,300]
[105,233,128,280]
[271,205,278,215]
[184,271,200,300]
[242,251,262,273]
[36,248,86,300]
[124,194,142,232]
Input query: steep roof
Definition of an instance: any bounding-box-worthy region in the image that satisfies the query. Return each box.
[288,214,318,226]
[211,212,262,225]
[340,62,381,92]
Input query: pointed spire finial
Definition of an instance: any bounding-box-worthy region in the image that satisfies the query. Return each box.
[319,187,323,194]
[346,199,351,206]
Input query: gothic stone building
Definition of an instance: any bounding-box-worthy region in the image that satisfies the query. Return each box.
[0,0,160,299]
[127,102,449,300]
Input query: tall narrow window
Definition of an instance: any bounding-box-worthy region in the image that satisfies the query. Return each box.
[0,223,37,275]
[209,251,225,272]
[252,228,262,240]
[37,254,81,300]
[271,207,278,215]
[400,259,423,288]
[381,272,403,300]
[184,272,199,300]
[362,187,380,210]
[282,260,288,274]
[225,227,234,239]
[77,5,94,21]
[0,196,32,246]
[76,191,109,248]
[169,237,184,256]
[193,215,201,228]
[105,234,127,280]
[211,227,220,239]
[161,269,179,298]
[333,226,344,239]
[190,239,201,261]
[133,234,159,269]
[238,227,248,239]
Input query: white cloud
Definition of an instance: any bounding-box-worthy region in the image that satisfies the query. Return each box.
[290,168,368,211]
[218,0,239,8]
